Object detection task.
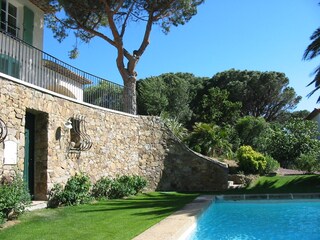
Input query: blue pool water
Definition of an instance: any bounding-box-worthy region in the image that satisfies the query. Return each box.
[189,200,320,240]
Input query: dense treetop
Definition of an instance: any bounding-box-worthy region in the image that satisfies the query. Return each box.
[45,0,205,113]
[206,69,301,121]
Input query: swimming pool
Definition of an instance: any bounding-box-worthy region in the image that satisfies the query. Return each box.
[188,199,320,240]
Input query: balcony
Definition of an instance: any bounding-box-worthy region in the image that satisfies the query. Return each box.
[0,29,127,113]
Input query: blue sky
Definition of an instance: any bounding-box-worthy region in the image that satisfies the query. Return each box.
[44,0,320,112]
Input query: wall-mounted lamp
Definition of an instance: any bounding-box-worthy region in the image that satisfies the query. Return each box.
[64,119,73,130]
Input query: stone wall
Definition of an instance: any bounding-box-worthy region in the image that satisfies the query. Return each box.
[0,76,228,199]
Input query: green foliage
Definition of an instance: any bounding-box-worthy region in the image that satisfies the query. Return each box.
[262,118,320,168]
[0,173,31,223]
[275,110,311,124]
[108,175,147,199]
[191,87,242,126]
[137,77,168,116]
[47,0,205,43]
[46,1,205,113]
[208,69,301,121]
[160,112,188,140]
[162,73,193,122]
[91,177,112,200]
[236,146,267,174]
[84,81,123,110]
[186,122,233,158]
[295,153,320,173]
[48,173,92,207]
[50,174,148,205]
[264,155,280,174]
[235,116,269,148]
[92,175,147,200]
[47,183,64,208]
[303,27,320,101]
[137,73,207,124]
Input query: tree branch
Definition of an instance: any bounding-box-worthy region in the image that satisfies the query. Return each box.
[74,18,116,47]
[120,1,136,38]
[135,14,153,57]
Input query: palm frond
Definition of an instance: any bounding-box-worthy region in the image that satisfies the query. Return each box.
[307,65,320,102]
[303,28,320,60]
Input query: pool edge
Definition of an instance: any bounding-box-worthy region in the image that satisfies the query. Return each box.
[132,195,214,240]
[132,193,320,240]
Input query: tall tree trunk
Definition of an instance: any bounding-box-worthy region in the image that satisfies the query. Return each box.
[123,75,137,114]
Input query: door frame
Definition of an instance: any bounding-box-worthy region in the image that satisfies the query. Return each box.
[24,112,35,196]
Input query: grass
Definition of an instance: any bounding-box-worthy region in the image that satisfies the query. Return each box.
[224,175,320,194]
[1,175,319,239]
[0,192,199,240]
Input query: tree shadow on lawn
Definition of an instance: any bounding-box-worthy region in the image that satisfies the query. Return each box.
[77,192,199,219]
[225,175,320,194]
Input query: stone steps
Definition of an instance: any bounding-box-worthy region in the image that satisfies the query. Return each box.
[26,201,47,211]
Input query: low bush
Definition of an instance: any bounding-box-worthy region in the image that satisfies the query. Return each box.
[91,177,112,199]
[63,173,92,205]
[131,175,148,194]
[48,173,92,207]
[236,146,267,174]
[108,175,147,199]
[47,183,64,208]
[0,173,31,223]
[295,153,320,173]
[264,155,280,174]
[50,174,147,207]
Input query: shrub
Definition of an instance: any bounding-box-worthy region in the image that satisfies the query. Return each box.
[295,153,320,173]
[160,112,188,140]
[236,146,267,174]
[131,175,147,193]
[48,173,92,207]
[108,175,147,199]
[91,177,112,199]
[63,173,92,205]
[262,118,320,168]
[264,155,280,174]
[47,183,64,208]
[235,116,268,148]
[186,122,233,158]
[49,174,147,207]
[0,173,31,223]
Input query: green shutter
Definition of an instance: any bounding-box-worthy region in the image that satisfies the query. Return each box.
[23,6,34,45]
[0,54,20,78]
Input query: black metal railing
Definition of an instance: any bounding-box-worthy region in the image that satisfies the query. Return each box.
[0,29,127,113]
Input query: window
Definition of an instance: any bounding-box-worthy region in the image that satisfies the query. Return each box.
[0,0,18,37]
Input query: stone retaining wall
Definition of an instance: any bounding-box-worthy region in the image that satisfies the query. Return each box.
[0,76,228,199]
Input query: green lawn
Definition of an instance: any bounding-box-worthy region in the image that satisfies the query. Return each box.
[1,175,319,240]
[0,192,199,240]
[224,175,320,194]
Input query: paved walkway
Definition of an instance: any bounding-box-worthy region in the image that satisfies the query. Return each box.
[25,201,47,211]
[132,195,214,240]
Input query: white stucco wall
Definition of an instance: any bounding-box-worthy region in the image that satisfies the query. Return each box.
[6,0,44,50]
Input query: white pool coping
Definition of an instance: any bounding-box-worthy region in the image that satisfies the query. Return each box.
[132,195,214,240]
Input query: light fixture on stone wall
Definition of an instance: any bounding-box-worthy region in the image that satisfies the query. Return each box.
[64,119,73,130]
[0,118,8,143]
